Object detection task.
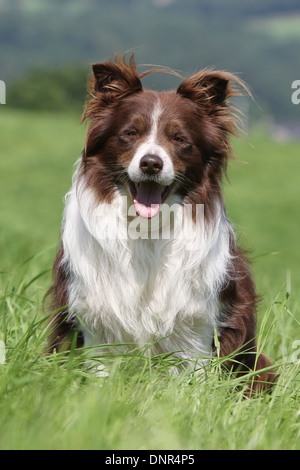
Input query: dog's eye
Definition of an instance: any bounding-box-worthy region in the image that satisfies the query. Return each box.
[173,136,185,143]
[126,130,137,137]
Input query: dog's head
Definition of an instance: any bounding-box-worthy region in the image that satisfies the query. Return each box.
[81,55,247,218]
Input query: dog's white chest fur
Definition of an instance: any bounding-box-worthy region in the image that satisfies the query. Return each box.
[61,176,232,361]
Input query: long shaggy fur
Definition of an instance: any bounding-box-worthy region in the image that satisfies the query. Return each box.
[47,55,276,392]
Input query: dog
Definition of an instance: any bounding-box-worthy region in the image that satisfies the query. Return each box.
[47,55,276,391]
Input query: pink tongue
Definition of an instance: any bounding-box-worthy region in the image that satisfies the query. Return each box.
[134,182,162,218]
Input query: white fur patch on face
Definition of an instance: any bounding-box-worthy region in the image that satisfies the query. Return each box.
[127,99,174,185]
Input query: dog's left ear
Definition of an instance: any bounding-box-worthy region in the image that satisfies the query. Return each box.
[177,69,245,108]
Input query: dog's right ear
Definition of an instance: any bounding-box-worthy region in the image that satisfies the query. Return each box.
[91,54,143,100]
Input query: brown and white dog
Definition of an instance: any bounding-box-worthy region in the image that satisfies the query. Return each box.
[47,55,276,391]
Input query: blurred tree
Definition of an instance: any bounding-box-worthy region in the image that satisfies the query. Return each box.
[1,0,300,123]
[7,65,89,112]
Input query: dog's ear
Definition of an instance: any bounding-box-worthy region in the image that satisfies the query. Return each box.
[91,54,143,100]
[177,69,245,108]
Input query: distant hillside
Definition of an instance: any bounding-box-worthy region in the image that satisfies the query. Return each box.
[1,0,300,123]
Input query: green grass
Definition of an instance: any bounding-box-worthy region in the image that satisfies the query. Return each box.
[1,109,300,450]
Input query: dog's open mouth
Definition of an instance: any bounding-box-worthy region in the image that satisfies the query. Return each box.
[128,180,173,218]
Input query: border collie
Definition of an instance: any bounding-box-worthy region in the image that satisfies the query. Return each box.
[47,55,276,391]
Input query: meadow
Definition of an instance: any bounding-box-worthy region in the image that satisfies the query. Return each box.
[0,108,300,450]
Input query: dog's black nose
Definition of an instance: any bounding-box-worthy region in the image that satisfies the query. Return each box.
[139,154,163,175]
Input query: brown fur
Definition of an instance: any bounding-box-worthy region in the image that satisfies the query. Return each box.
[47,55,277,392]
